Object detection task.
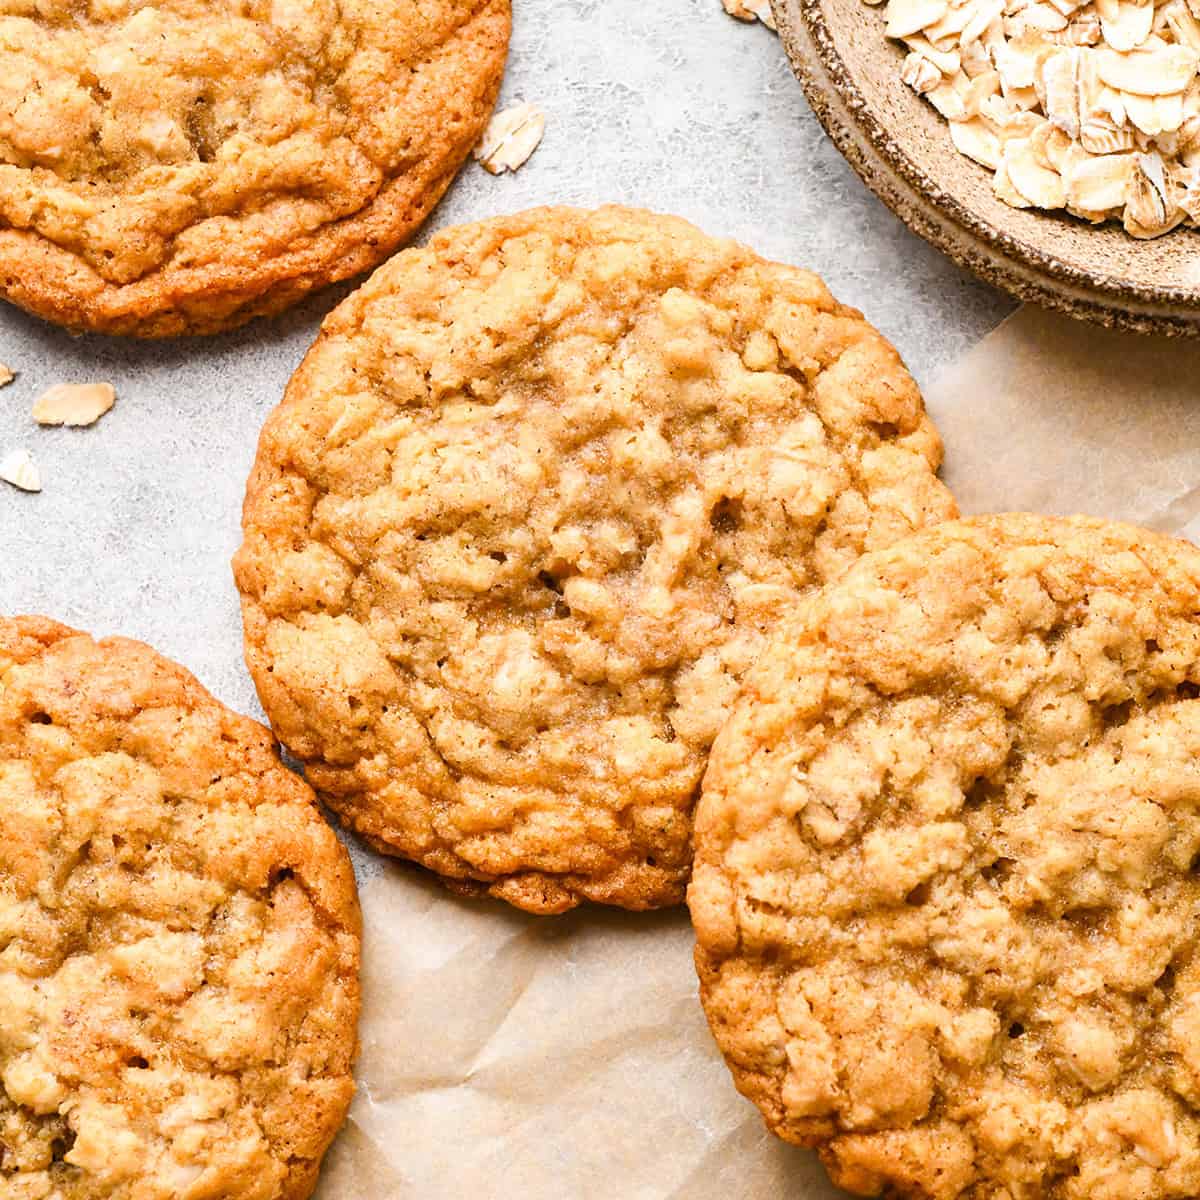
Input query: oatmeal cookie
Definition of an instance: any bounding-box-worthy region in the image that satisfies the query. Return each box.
[691,514,1200,1200]
[0,0,509,336]
[233,205,957,914]
[0,616,361,1198]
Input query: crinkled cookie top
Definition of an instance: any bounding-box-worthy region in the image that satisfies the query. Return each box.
[0,0,509,333]
[235,206,957,914]
[692,515,1200,1200]
[0,616,360,1200]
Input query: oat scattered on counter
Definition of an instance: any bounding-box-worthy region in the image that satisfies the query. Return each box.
[474,103,546,174]
[870,0,1200,237]
[31,382,116,427]
[0,448,41,492]
[723,0,778,29]
[0,363,13,388]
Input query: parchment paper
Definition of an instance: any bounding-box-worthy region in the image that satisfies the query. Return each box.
[315,306,1200,1200]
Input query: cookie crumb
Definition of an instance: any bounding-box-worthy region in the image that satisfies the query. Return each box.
[0,362,13,388]
[0,448,41,492]
[722,0,777,30]
[474,102,545,174]
[32,382,116,427]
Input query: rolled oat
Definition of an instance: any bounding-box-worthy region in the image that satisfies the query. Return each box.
[870,0,1200,235]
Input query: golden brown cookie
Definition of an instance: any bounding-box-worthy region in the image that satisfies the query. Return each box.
[691,514,1200,1200]
[0,616,361,1198]
[233,205,958,914]
[0,0,509,336]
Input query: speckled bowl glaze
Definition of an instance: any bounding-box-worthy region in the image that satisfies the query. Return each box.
[773,0,1200,334]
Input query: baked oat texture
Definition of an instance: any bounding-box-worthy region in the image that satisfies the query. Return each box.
[0,0,509,336]
[234,205,958,914]
[691,514,1200,1200]
[0,616,361,1199]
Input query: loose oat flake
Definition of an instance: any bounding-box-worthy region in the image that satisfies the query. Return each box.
[868,0,1200,236]
[0,448,41,493]
[723,0,778,28]
[31,382,116,427]
[0,363,13,388]
[474,103,546,175]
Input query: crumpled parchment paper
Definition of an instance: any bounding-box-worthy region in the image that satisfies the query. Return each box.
[315,305,1200,1200]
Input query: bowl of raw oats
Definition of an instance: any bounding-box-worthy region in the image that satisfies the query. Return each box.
[772,0,1200,331]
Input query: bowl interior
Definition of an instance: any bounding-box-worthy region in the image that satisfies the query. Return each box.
[787,0,1200,308]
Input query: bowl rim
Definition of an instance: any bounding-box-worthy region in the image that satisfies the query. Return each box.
[773,0,1200,331]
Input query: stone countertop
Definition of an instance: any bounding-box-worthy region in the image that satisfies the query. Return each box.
[0,0,1012,876]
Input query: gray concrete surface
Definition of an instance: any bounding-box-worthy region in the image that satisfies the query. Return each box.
[0,0,1013,882]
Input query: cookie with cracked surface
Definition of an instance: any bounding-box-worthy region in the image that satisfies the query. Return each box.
[0,0,509,336]
[691,514,1200,1200]
[233,204,958,915]
[0,616,361,1198]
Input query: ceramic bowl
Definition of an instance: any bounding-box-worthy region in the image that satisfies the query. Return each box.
[772,0,1200,334]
